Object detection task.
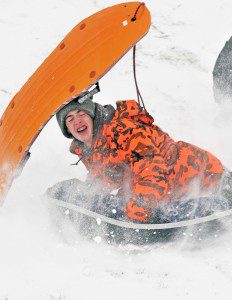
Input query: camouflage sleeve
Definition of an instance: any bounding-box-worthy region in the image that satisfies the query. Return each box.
[116,123,170,222]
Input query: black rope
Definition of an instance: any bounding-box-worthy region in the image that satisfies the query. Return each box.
[133,45,147,113]
[131,2,145,22]
[131,2,147,113]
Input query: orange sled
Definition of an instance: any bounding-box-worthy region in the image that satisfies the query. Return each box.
[0,2,151,203]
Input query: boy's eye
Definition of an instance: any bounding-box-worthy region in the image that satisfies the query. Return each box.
[66,117,73,123]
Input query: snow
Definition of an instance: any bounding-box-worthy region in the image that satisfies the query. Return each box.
[0,0,232,299]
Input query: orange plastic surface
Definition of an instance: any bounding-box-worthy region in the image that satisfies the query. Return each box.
[0,2,151,203]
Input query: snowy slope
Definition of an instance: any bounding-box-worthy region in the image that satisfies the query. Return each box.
[0,0,232,299]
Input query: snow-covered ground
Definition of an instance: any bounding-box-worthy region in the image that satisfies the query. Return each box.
[1,0,232,299]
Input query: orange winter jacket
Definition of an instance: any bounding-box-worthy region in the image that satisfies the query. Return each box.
[70,100,223,222]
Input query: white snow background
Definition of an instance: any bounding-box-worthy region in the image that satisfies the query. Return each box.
[1,0,232,299]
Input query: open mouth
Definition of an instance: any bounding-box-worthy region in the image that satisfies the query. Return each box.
[77,125,87,134]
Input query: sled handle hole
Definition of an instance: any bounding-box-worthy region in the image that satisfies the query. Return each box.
[80,23,86,30]
[89,71,96,78]
[69,85,75,93]
[60,43,65,50]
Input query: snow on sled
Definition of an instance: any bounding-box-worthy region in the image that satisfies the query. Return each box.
[0,2,150,203]
[46,196,232,245]
[44,179,232,244]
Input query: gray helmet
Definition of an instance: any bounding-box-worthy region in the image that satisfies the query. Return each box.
[56,92,96,138]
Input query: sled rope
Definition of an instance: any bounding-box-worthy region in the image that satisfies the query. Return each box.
[131,2,147,112]
[131,2,145,22]
[133,45,147,112]
[47,197,232,230]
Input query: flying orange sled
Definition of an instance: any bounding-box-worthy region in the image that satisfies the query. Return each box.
[0,2,151,203]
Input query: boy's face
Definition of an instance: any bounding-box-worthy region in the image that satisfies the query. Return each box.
[65,110,93,146]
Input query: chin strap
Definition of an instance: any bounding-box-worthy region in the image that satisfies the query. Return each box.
[70,157,82,166]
